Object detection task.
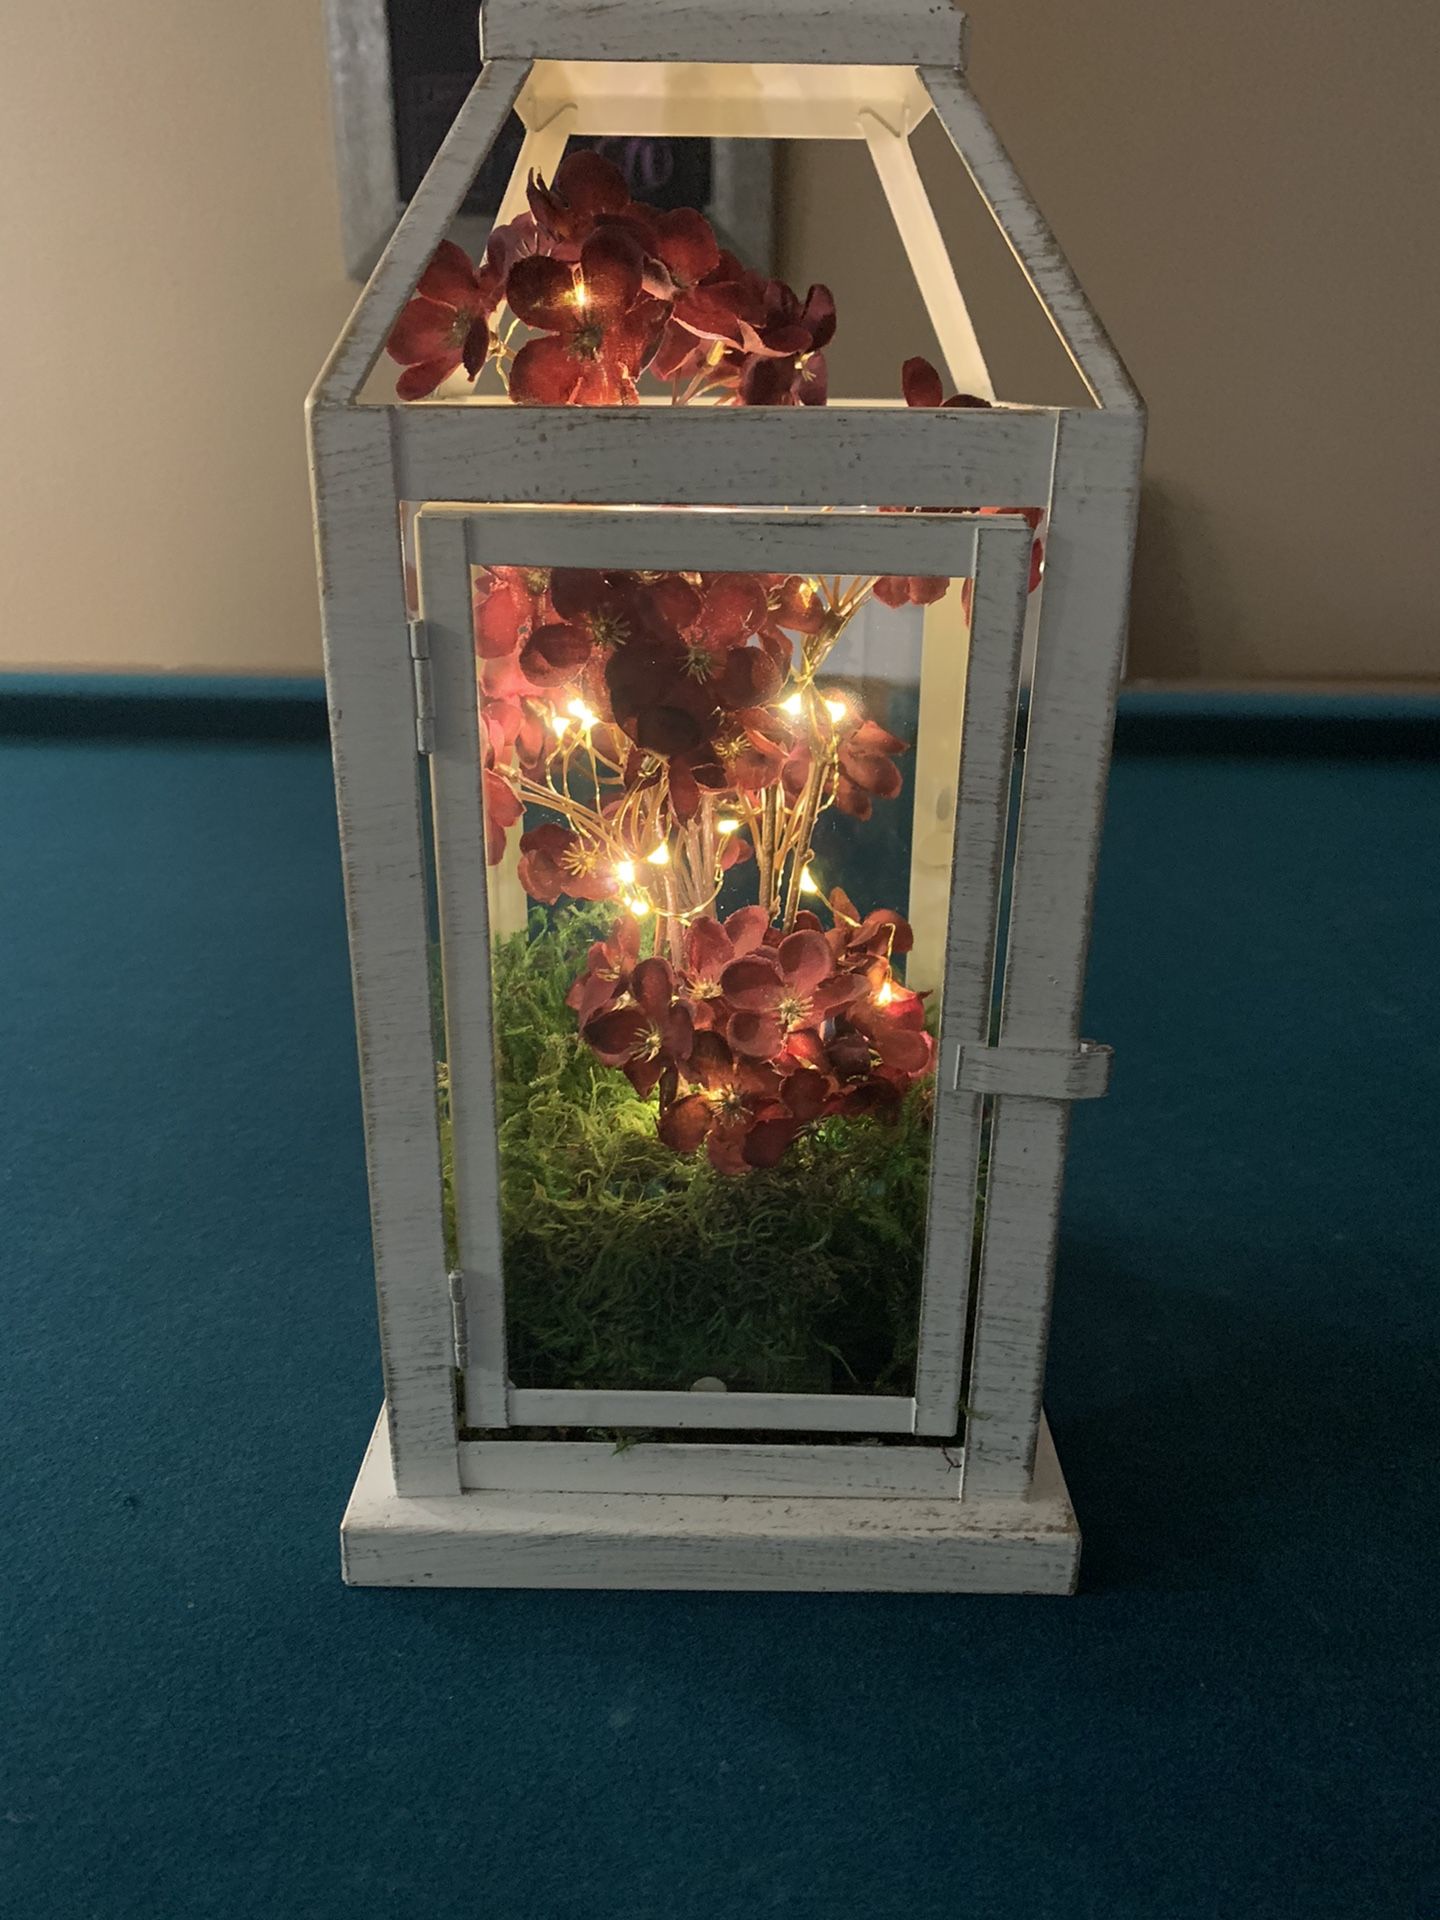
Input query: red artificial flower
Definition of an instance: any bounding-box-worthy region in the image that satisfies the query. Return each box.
[659,1031,817,1173]
[516,823,617,904]
[527,150,632,254]
[386,240,495,399]
[478,650,554,771]
[826,888,915,966]
[473,565,553,659]
[566,914,643,1025]
[719,929,862,1063]
[680,907,770,1029]
[482,769,523,867]
[582,956,695,1099]
[736,282,836,407]
[506,230,669,405]
[900,355,991,412]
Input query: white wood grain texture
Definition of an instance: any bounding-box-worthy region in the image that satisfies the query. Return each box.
[313,60,529,408]
[459,1439,963,1498]
[957,1040,1112,1101]
[860,112,995,402]
[517,59,935,141]
[482,0,967,67]
[507,1389,916,1433]
[912,520,1030,1438]
[308,407,459,1494]
[342,1409,1078,1591]
[962,407,1145,1497]
[415,514,509,1428]
[392,402,1057,509]
[922,69,1141,414]
[454,505,981,576]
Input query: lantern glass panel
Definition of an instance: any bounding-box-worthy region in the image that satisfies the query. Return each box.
[427,507,1019,1417]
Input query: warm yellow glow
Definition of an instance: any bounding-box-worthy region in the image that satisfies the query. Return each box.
[550,713,570,738]
[717,818,741,835]
[646,843,671,867]
[876,979,895,1006]
[566,697,598,729]
[780,692,805,717]
[627,897,651,918]
[799,865,819,895]
[823,696,847,723]
[615,859,636,885]
[573,279,589,309]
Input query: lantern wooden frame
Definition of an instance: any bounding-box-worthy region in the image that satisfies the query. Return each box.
[310,0,1144,1592]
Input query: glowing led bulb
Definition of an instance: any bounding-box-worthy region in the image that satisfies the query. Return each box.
[615,859,636,885]
[799,865,819,895]
[823,697,847,723]
[716,818,741,835]
[780,692,805,717]
[876,980,896,1006]
[646,843,671,867]
[627,897,651,918]
[566,698,598,729]
[573,279,589,309]
[550,713,570,737]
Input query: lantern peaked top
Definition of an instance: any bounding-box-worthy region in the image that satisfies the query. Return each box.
[478,0,970,69]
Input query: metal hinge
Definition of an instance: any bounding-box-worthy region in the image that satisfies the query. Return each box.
[408,618,435,754]
[953,1039,1114,1102]
[447,1269,469,1369]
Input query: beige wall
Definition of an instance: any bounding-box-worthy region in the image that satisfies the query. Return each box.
[2,2,1436,682]
[781,0,1440,682]
[0,1,354,675]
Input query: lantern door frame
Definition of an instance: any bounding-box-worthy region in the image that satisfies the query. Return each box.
[414,502,1032,1444]
[313,0,1144,1588]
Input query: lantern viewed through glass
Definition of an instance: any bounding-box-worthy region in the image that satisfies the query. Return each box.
[466,558,970,1404]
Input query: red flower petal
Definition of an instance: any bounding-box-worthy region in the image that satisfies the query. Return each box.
[653,207,720,288]
[461,317,491,378]
[728,1010,786,1060]
[578,228,644,322]
[782,1067,829,1120]
[659,1093,713,1154]
[910,575,950,606]
[871,574,912,609]
[388,296,461,366]
[519,622,592,687]
[720,953,784,1011]
[553,149,631,220]
[713,647,784,710]
[473,575,525,657]
[687,1030,734,1092]
[416,239,479,307]
[798,351,829,406]
[632,956,676,1018]
[722,905,770,956]
[902,355,945,409]
[777,929,830,995]
[394,354,460,400]
[584,1004,650,1064]
[506,254,579,332]
[686,917,733,980]
[742,1115,802,1168]
[508,334,584,406]
[802,284,836,350]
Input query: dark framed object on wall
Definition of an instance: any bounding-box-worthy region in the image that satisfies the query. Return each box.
[323,0,777,280]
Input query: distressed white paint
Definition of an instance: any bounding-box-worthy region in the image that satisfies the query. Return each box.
[957,1040,1113,1102]
[483,1,968,69]
[415,513,510,1427]
[913,522,1030,1437]
[308,408,459,1494]
[508,1389,916,1433]
[962,410,1144,1497]
[344,1409,1078,1591]
[459,1438,964,1498]
[392,402,1058,509]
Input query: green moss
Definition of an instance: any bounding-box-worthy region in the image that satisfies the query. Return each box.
[441,905,945,1400]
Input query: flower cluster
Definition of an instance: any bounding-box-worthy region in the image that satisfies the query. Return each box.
[568,893,932,1172]
[473,562,862,887]
[387,150,834,406]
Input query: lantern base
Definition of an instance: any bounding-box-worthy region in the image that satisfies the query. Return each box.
[341,1411,1080,1593]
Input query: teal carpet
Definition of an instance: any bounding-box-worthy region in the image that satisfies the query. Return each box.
[1,694,1436,1919]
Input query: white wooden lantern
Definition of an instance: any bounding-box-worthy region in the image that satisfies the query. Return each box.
[310,0,1144,1592]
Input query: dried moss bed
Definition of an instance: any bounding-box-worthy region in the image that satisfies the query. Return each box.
[441,907,936,1408]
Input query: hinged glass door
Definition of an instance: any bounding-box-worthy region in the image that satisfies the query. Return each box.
[414,504,1032,1439]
